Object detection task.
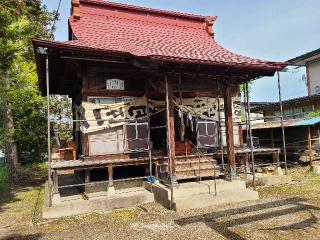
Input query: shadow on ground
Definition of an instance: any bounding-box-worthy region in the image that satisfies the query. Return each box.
[0,163,45,213]
[175,197,320,240]
[1,233,43,240]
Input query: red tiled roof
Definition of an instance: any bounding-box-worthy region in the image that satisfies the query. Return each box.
[47,0,287,69]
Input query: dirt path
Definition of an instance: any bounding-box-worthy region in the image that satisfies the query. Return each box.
[1,166,320,240]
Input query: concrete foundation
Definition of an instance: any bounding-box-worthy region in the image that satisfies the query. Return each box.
[43,179,154,219]
[150,179,259,211]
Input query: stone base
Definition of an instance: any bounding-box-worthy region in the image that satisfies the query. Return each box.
[150,179,259,211]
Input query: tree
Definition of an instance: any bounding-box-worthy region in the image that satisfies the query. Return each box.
[0,0,55,181]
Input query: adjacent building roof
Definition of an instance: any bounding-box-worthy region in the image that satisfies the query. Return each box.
[247,119,302,130]
[288,48,320,66]
[292,117,320,127]
[34,0,286,70]
[247,116,320,130]
[252,94,320,111]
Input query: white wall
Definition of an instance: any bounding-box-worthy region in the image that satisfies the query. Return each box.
[308,60,320,95]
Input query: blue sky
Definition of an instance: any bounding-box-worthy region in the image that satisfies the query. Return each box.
[43,0,320,102]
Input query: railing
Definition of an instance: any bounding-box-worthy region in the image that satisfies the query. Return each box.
[188,141,218,196]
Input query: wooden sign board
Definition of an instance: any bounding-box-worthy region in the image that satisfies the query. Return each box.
[106,79,125,90]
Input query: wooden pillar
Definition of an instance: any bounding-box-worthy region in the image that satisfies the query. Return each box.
[307,126,313,166]
[165,76,176,177]
[155,161,159,179]
[239,124,243,146]
[84,169,90,183]
[244,152,249,178]
[224,84,236,177]
[108,164,114,186]
[270,129,275,148]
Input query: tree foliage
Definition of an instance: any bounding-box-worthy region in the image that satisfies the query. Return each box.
[308,111,320,118]
[0,0,72,164]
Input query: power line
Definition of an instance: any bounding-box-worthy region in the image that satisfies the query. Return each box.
[52,0,62,32]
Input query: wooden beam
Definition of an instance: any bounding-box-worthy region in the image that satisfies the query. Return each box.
[83,90,145,99]
[165,76,176,177]
[224,83,236,176]
[84,169,90,183]
[238,124,243,146]
[108,164,114,186]
[270,128,275,148]
[84,133,89,156]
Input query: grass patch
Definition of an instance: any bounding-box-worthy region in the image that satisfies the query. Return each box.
[258,167,320,199]
[19,162,47,179]
[0,164,8,191]
[39,208,140,233]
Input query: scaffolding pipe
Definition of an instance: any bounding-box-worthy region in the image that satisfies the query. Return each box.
[146,97,153,179]
[217,97,225,170]
[45,54,52,207]
[244,84,249,140]
[165,75,174,210]
[277,71,288,174]
[246,82,256,190]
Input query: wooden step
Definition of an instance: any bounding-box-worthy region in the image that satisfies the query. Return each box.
[176,170,222,180]
[175,154,215,161]
[176,162,215,170]
[159,160,217,172]
[176,166,221,180]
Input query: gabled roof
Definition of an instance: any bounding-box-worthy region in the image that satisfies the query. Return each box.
[288,48,320,66]
[35,0,286,70]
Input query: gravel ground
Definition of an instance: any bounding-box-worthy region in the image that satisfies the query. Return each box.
[1,166,320,240]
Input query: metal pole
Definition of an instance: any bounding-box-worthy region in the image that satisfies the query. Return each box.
[165,75,174,210]
[146,96,152,179]
[277,71,288,174]
[246,82,256,190]
[198,148,201,182]
[217,97,225,170]
[307,126,313,166]
[213,157,217,196]
[46,54,52,207]
[244,84,249,140]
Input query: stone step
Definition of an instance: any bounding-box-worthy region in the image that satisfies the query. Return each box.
[174,189,259,211]
[171,180,247,197]
[150,180,258,211]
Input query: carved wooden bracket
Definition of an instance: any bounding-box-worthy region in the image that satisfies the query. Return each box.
[205,16,217,37]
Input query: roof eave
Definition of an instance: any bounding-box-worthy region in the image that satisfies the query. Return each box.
[32,39,287,78]
[288,48,320,66]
